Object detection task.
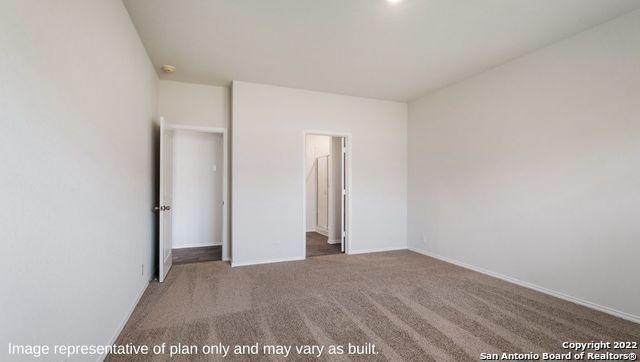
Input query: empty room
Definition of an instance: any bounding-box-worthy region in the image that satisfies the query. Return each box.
[2,0,639,361]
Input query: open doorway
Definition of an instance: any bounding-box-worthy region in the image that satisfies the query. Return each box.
[158,119,228,282]
[304,132,349,258]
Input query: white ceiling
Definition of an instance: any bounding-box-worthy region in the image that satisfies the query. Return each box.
[123,0,640,101]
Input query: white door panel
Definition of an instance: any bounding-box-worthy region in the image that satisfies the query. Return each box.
[159,117,173,282]
[341,138,346,253]
[317,156,329,230]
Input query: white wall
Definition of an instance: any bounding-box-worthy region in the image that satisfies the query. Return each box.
[159,80,230,128]
[305,135,331,232]
[0,0,158,357]
[408,10,640,321]
[232,81,407,266]
[172,131,223,248]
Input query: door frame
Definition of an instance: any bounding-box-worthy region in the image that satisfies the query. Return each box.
[302,130,352,258]
[163,123,230,264]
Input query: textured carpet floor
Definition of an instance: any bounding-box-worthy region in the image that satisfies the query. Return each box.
[110,250,639,361]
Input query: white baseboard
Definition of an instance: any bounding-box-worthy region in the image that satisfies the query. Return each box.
[100,280,148,361]
[305,229,315,233]
[327,239,341,244]
[349,246,407,255]
[231,255,305,267]
[172,242,222,249]
[409,246,640,325]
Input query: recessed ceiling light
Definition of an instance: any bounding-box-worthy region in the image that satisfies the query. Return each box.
[160,64,176,73]
[387,0,402,4]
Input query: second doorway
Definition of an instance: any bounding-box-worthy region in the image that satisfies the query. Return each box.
[305,133,347,258]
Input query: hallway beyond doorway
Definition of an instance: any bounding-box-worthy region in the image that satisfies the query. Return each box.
[172,246,222,265]
[306,232,341,258]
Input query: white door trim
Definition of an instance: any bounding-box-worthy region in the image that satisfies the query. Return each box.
[302,130,352,259]
[164,122,230,263]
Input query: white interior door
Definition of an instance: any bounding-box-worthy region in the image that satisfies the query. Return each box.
[340,138,347,253]
[317,156,329,231]
[159,117,173,282]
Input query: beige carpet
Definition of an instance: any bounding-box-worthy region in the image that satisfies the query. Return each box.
[110,250,639,361]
